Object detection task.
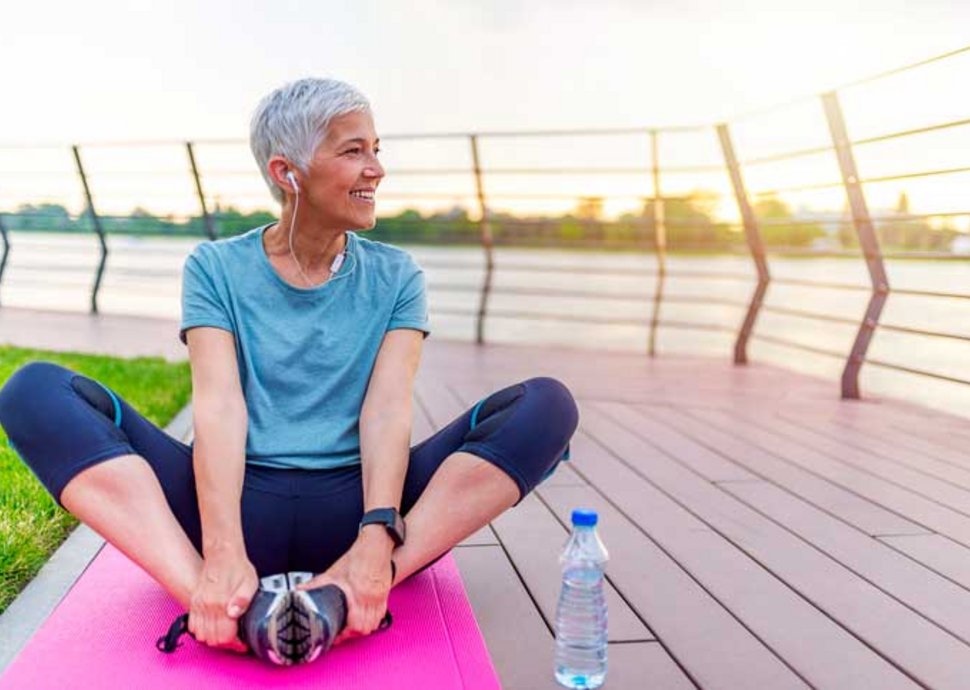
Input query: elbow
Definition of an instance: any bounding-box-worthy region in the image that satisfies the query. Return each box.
[193,395,247,432]
[360,397,412,431]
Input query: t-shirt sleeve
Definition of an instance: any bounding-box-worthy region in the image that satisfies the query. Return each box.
[386,261,431,339]
[179,249,234,345]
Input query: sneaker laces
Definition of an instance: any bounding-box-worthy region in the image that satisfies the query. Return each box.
[156,613,192,653]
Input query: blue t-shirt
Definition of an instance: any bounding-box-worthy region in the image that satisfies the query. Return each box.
[179,225,430,470]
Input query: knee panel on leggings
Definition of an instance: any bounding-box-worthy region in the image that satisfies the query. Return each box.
[465,384,525,446]
[460,377,579,502]
[0,361,133,505]
[70,375,123,427]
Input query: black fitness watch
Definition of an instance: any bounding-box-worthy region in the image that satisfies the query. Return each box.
[359,507,406,546]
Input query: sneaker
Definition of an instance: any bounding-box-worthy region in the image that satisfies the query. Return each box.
[237,572,301,666]
[290,583,348,663]
[158,571,355,666]
[238,572,348,666]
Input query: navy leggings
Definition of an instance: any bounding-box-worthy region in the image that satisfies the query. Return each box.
[0,361,578,577]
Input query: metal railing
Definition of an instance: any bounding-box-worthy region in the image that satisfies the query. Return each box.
[1,45,970,400]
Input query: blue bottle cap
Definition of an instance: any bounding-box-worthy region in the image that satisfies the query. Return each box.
[571,509,598,527]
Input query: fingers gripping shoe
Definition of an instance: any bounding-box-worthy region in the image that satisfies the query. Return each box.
[154,572,293,659]
[158,569,387,665]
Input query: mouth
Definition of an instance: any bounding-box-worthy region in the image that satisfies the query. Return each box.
[349,189,375,204]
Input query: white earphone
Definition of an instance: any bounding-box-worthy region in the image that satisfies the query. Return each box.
[283,168,345,286]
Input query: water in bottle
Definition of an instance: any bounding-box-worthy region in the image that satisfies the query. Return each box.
[555,508,609,689]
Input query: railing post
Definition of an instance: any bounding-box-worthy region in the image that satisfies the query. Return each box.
[470,134,494,345]
[72,145,107,314]
[647,129,666,357]
[0,213,9,306]
[186,142,217,240]
[821,91,889,399]
[717,123,770,365]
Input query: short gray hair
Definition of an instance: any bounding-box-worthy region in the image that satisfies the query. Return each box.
[250,78,371,203]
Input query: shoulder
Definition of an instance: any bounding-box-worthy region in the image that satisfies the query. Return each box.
[353,233,422,277]
[184,225,264,275]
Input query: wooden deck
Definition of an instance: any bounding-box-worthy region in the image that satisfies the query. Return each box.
[416,340,970,690]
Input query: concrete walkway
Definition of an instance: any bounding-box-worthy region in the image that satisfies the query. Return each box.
[0,307,186,361]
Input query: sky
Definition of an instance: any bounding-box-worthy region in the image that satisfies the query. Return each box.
[1,0,969,221]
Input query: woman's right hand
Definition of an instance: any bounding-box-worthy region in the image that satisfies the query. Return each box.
[188,548,258,653]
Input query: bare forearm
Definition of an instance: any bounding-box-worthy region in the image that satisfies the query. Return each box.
[359,405,411,511]
[193,401,248,556]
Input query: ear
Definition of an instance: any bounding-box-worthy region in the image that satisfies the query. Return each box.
[267,156,296,196]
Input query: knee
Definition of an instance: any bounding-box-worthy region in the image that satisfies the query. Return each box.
[0,361,70,430]
[524,377,579,436]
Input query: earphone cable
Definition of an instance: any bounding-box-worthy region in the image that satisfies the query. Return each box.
[287,189,315,288]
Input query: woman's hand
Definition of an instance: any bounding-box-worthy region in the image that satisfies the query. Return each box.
[188,547,258,653]
[295,527,395,645]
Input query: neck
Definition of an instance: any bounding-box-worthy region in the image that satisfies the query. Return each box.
[268,202,347,274]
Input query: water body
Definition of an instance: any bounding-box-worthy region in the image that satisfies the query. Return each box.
[3,231,970,417]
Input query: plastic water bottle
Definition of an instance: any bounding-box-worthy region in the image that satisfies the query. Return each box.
[554,509,609,689]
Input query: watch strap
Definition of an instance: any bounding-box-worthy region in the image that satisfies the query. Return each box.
[359,507,405,546]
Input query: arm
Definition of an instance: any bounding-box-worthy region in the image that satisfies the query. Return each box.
[185,326,256,651]
[188,327,248,556]
[359,327,424,520]
[296,328,424,640]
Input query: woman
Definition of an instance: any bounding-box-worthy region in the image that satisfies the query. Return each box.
[0,78,579,666]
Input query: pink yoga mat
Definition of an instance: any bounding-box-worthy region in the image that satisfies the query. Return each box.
[0,544,500,690]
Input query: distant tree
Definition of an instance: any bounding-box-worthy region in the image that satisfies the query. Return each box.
[9,203,75,231]
[753,195,824,247]
[214,206,276,237]
[642,190,731,248]
[575,197,604,221]
[874,191,957,251]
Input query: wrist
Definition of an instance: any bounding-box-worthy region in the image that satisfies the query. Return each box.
[359,507,406,546]
[202,536,246,560]
[358,523,396,550]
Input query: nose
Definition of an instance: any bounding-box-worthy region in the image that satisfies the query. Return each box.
[364,151,384,180]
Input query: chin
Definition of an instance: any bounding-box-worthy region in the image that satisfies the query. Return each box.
[356,216,378,230]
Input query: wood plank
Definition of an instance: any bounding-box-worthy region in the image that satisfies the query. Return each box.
[541,485,809,690]
[722,481,970,643]
[491,493,654,642]
[685,406,970,547]
[733,408,970,514]
[880,534,970,590]
[452,545,558,690]
[605,642,696,690]
[414,376,466,430]
[561,425,919,690]
[632,404,928,538]
[540,461,587,488]
[540,485,808,689]
[453,547,695,690]
[601,403,755,482]
[429,378,649,640]
[778,404,970,469]
[775,409,970,489]
[410,386,436,444]
[459,525,499,546]
[582,404,968,689]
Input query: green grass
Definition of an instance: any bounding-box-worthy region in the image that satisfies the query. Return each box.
[0,346,191,615]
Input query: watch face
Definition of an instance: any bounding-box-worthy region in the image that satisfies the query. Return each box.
[362,508,405,545]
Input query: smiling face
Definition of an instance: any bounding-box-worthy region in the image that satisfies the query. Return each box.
[300,110,384,230]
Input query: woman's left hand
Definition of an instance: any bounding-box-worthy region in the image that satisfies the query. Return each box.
[295,528,395,645]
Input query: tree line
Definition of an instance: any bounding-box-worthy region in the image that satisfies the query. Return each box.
[1,192,960,252]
